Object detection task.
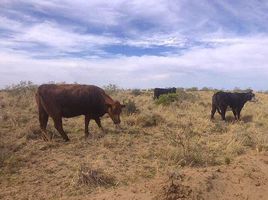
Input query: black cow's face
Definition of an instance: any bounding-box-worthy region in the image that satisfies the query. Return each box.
[107,101,125,124]
[246,92,256,102]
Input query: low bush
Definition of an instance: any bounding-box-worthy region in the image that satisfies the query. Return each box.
[156,91,197,106]
[155,93,178,106]
[131,89,142,96]
[164,122,220,166]
[123,99,138,115]
[5,81,37,96]
[185,87,198,92]
[177,90,197,102]
[200,87,212,91]
[136,113,164,127]
[103,84,119,94]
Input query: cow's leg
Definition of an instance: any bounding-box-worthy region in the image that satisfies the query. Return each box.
[231,108,237,120]
[84,115,91,139]
[211,104,217,119]
[38,104,49,141]
[95,118,105,135]
[220,105,227,121]
[52,117,69,142]
[236,108,242,120]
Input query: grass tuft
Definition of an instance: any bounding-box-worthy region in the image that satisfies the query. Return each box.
[136,113,164,127]
[77,164,117,188]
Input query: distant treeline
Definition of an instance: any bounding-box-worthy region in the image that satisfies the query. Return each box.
[2,81,268,94]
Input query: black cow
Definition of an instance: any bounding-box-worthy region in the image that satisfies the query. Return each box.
[154,87,176,99]
[211,91,255,121]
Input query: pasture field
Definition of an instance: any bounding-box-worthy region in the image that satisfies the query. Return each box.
[0,84,268,200]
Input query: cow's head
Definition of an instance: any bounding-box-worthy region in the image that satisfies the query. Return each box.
[106,101,125,124]
[245,91,256,102]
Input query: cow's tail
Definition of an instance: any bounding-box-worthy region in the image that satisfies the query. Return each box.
[36,89,49,116]
[35,89,50,141]
[211,93,222,117]
[36,90,42,110]
[212,93,222,115]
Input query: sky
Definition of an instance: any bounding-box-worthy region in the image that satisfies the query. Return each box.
[0,0,268,89]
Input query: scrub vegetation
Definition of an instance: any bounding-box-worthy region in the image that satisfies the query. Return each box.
[0,82,268,200]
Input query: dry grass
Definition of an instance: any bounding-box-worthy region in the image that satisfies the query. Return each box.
[0,84,268,199]
[76,164,117,188]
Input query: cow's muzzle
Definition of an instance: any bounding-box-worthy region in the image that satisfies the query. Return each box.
[250,97,257,102]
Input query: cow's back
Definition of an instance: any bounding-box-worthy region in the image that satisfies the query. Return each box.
[212,91,229,105]
[36,84,106,118]
[213,91,243,107]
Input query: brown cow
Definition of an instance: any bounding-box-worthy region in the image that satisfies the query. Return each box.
[35,84,125,141]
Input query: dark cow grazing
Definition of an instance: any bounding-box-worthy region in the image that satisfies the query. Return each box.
[154,87,176,99]
[211,91,255,121]
[36,84,125,141]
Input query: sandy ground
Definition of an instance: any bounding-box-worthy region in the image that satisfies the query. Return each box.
[1,89,268,200]
[81,151,268,200]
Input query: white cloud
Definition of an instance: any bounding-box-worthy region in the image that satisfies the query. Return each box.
[1,34,268,89]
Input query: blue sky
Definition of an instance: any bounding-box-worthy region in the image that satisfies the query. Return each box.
[0,0,268,89]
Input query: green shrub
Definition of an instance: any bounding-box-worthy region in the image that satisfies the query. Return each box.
[123,99,138,115]
[155,93,178,106]
[131,89,141,96]
[156,91,197,106]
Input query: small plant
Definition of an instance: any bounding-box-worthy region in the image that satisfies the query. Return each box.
[156,174,194,200]
[156,93,178,106]
[177,90,197,102]
[131,89,142,96]
[136,113,164,127]
[24,125,43,140]
[77,164,117,188]
[123,99,138,115]
[164,122,218,166]
[156,91,197,106]
[224,157,231,165]
[185,87,198,91]
[103,84,119,94]
[5,81,37,96]
[200,87,212,91]
[210,122,228,134]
